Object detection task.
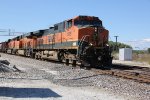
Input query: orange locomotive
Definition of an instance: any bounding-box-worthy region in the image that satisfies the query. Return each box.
[0,15,112,68]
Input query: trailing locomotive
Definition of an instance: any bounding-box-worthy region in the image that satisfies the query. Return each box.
[0,16,112,68]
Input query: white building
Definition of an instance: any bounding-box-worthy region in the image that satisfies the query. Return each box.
[119,48,132,61]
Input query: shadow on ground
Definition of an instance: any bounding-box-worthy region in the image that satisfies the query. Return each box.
[0,87,61,98]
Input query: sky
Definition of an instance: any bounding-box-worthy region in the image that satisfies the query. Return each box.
[0,0,150,50]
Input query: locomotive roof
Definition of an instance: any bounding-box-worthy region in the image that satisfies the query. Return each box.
[42,15,101,36]
[32,30,45,37]
[32,30,45,34]
[5,15,102,41]
[22,29,46,38]
[73,15,100,20]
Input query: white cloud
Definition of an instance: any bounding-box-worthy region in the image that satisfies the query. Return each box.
[124,38,150,50]
[142,38,150,42]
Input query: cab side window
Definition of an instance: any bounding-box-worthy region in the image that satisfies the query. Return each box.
[54,25,58,30]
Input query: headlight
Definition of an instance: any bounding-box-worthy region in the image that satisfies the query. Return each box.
[98,56,101,61]
[89,43,93,46]
[106,44,109,46]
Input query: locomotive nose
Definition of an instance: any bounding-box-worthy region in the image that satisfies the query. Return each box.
[91,26,99,46]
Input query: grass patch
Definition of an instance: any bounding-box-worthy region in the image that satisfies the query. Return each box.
[132,53,150,64]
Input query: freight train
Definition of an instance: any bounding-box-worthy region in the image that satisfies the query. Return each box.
[0,15,113,68]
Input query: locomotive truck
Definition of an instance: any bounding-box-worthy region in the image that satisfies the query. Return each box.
[0,15,113,68]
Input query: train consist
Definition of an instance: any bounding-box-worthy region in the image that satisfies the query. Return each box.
[0,16,112,68]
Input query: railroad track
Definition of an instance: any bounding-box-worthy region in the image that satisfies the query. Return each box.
[91,65,150,84]
[1,53,150,84]
[64,60,150,83]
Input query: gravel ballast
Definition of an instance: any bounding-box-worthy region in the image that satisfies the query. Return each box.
[0,53,150,100]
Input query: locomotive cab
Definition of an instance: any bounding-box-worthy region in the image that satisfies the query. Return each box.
[72,16,112,68]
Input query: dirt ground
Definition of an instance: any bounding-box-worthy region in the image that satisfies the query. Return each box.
[0,53,144,100]
[0,79,129,100]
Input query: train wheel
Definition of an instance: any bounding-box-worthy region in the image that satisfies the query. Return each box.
[72,60,76,67]
[80,60,91,70]
[80,61,85,68]
[30,53,35,58]
[58,51,65,62]
[35,55,38,59]
[65,59,69,66]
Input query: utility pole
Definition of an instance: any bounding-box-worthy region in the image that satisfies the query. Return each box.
[8,29,11,36]
[114,36,119,51]
[0,29,25,36]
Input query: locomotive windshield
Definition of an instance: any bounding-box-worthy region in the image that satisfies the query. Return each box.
[74,19,102,27]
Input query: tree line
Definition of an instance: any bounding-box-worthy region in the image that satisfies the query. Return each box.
[148,48,150,53]
[108,41,132,51]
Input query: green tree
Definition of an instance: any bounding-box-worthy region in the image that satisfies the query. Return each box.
[148,48,150,53]
[108,41,132,51]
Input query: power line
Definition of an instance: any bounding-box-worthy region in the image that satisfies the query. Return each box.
[0,29,25,36]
